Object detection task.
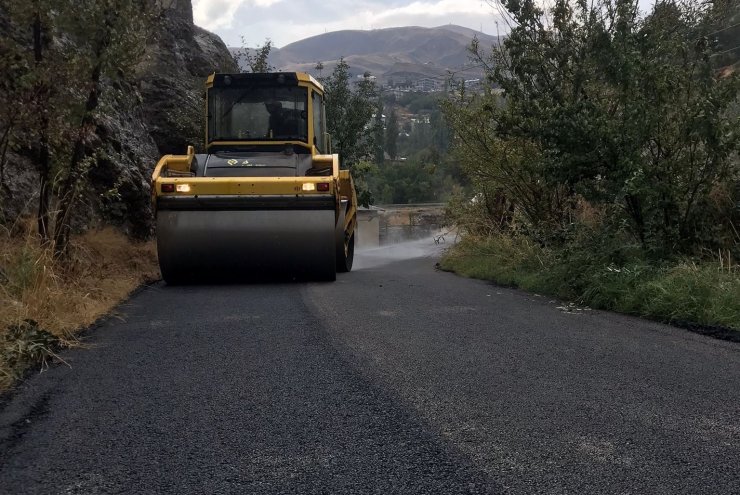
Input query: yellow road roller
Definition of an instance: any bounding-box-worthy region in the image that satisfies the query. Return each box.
[151,72,357,283]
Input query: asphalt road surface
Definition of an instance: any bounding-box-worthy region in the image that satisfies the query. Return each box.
[1,239,739,494]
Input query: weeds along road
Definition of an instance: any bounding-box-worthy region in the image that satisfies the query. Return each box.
[1,239,739,494]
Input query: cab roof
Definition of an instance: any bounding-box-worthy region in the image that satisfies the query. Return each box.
[206,72,324,93]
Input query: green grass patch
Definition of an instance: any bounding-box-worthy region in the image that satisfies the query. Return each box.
[440,236,740,331]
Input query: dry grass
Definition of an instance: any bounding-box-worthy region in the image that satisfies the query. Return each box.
[0,222,159,390]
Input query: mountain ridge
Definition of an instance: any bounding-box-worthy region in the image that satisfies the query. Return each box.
[232,24,500,82]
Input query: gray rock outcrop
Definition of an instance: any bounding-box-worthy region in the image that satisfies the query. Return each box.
[138,3,237,155]
[0,0,238,238]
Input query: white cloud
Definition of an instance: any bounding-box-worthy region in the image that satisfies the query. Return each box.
[193,0,283,31]
[194,0,503,47]
[372,0,491,19]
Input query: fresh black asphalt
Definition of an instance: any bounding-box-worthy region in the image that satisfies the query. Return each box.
[1,240,738,494]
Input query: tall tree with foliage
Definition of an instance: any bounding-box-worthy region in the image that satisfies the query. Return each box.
[385,110,399,160]
[320,59,379,166]
[2,0,150,254]
[373,99,385,165]
[444,0,739,255]
[234,38,275,73]
[52,0,149,255]
[1,3,60,238]
[320,58,379,205]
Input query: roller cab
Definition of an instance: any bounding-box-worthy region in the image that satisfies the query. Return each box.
[152,72,357,283]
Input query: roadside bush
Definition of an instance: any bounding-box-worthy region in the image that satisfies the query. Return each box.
[440,236,740,331]
[629,263,740,329]
[2,243,55,299]
[440,235,552,291]
[1,320,62,385]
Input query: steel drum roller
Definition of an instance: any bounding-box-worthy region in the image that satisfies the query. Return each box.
[157,209,336,281]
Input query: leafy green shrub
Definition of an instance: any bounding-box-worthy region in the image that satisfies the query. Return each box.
[439,235,551,289]
[443,0,739,257]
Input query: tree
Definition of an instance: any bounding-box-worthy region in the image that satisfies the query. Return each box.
[441,86,565,231]
[711,0,740,68]
[319,59,380,205]
[373,99,385,165]
[52,0,149,255]
[1,3,58,238]
[235,38,275,73]
[2,0,150,254]
[320,59,378,165]
[445,0,739,255]
[429,109,450,152]
[385,110,399,160]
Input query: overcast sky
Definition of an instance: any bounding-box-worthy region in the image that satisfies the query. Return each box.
[192,0,656,49]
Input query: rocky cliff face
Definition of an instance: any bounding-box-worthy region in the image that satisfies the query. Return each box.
[0,0,237,238]
[138,1,237,155]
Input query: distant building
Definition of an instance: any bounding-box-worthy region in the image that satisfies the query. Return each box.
[391,88,411,99]
[409,114,431,131]
[371,113,387,127]
[414,78,441,92]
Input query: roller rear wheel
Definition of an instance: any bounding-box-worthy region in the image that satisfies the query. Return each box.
[337,233,355,273]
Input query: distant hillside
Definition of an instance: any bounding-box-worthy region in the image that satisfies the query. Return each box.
[231,25,500,83]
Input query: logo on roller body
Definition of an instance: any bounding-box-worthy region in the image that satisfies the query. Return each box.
[226,159,252,166]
